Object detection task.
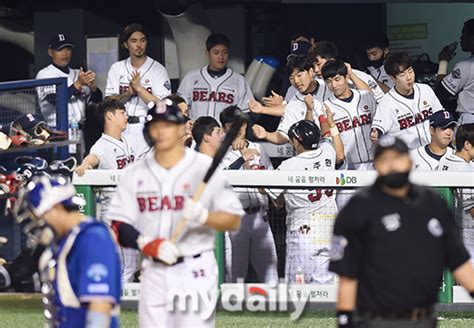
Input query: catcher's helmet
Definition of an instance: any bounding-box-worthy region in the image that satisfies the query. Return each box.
[14,175,84,222]
[288,120,320,150]
[143,99,187,147]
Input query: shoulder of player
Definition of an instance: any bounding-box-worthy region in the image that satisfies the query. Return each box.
[76,221,114,245]
[277,157,297,170]
[376,90,397,107]
[36,64,54,77]
[109,60,127,71]
[181,68,202,81]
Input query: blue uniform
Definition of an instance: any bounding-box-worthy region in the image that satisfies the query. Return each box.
[42,218,121,328]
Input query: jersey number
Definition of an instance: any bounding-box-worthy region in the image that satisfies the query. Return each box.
[308,189,334,202]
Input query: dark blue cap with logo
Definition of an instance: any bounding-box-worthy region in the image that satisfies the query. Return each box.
[374,135,409,160]
[287,41,312,60]
[49,33,74,51]
[429,111,458,129]
[145,99,187,125]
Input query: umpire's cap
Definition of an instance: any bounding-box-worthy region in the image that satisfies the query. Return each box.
[288,120,320,150]
[145,99,187,125]
[374,135,409,160]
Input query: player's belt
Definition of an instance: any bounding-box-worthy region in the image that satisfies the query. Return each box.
[153,253,202,266]
[362,305,434,321]
[128,116,146,124]
[244,206,261,215]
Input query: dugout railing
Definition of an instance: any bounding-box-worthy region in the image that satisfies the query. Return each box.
[72,170,474,304]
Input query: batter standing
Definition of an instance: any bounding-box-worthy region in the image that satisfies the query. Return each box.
[106,100,243,327]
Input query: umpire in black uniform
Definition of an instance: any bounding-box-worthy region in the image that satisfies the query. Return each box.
[329,136,474,328]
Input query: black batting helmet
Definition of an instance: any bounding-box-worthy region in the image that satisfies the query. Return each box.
[143,99,187,147]
[288,120,320,150]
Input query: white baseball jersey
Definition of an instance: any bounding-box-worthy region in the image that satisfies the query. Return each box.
[275,139,338,231]
[105,56,171,156]
[277,91,324,139]
[441,55,474,123]
[352,69,385,102]
[372,83,444,149]
[437,153,474,171]
[106,148,244,256]
[221,141,273,209]
[324,90,376,167]
[36,64,91,128]
[410,145,454,171]
[177,65,253,121]
[89,134,135,217]
[367,65,395,89]
[284,79,331,103]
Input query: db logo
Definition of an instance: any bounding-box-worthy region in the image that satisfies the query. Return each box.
[336,173,357,185]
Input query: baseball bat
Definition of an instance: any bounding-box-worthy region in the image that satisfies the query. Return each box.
[171,110,246,243]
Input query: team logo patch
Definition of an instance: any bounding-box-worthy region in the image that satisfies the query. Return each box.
[364,105,369,110]
[182,182,191,192]
[381,213,401,232]
[330,235,348,261]
[164,80,171,90]
[427,218,443,237]
[145,79,150,83]
[452,68,461,79]
[423,100,428,105]
[87,263,108,282]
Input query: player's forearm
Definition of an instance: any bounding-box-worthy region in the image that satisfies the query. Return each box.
[336,276,358,311]
[453,261,474,294]
[135,87,159,104]
[349,74,371,92]
[205,212,240,231]
[106,93,132,103]
[265,132,289,145]
[331,131,345,165]
[263,105,286,117]
[80,155,100,169]
[86,302,112,328]
[305,107,314,121]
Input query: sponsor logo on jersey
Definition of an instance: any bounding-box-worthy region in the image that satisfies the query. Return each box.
[192,91,235,104]
[137,195,185,212]
[87,263,109,282]
[398,108,433,130]
[451,68,461,79]
[335,114,371,133]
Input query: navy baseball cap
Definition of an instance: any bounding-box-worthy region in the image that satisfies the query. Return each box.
[13,114,47,134]
[429,111,458,129]
[287,41,312,59]
[145,99,187,125]
[49,33,74,51]
[374,136,409,160]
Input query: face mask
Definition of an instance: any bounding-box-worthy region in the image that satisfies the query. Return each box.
[377,171,410,189]
[369,57,385,68]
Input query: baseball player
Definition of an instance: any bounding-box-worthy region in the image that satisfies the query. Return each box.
[252,56,332,145]
[14,176,121,327]
[322,59,377,169]
[364,32,394,92]
[410,110,456,171]
[106,100,243,327]
[36,33,102,153]
[219,106,278,284]
[371,52,444,149]
[177,33,253,121]
[437,124,474,266]
[105,23,171,157]
[311,41,385,102]
[436,19,474,125]
[75,100,137,283]
[271,119,341,284]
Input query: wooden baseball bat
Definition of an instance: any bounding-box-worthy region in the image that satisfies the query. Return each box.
[170,110,246,243]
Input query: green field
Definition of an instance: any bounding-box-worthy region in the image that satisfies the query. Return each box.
[0,294,473,327]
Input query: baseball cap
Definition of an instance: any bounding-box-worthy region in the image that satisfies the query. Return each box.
[374,135,409,160]
[13,114,47,134]
[287,41,312,60]
[49,33,74,51]
[429,111,458,129]
[145,99,187,125]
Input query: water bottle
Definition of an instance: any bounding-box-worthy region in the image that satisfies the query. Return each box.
[295,267,305,284]
[69,117,79,141]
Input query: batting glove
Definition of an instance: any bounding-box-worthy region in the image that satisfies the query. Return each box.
[182,198,209,227]
[137,236,180,265]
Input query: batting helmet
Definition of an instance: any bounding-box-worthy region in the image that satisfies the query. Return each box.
[143,99,187,147]
[288,120,320,150]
